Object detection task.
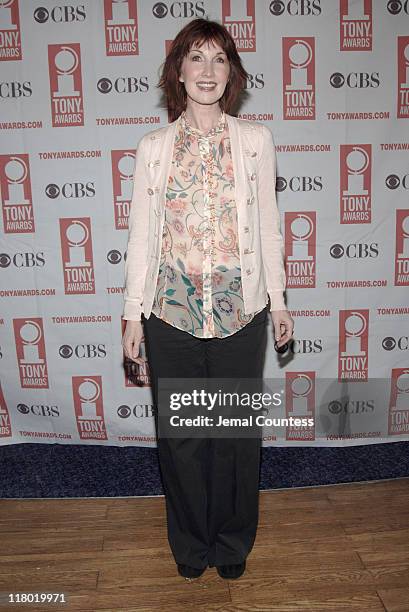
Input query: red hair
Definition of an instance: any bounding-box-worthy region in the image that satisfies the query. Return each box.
[157,18,248,122]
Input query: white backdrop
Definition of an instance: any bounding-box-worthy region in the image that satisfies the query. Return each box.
[1,0,408,448]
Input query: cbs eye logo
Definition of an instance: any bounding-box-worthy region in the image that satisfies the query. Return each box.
[330,244,344,259]
[330,73,344,88]
[97,78,113,94]
[118,405,132,418]
[382,337,396,351]
[34,7,50,23]
[45,184,60,199]
[269,1,285,16]
[387,0,409,15]
[107,250,122,265]
[0,253,11,268]
[328,400,343,414]
[386,174,405,190]
[152,2,168,18]
[17,403,30,414]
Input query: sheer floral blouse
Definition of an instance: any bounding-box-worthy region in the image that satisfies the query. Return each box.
[150,109,266,339]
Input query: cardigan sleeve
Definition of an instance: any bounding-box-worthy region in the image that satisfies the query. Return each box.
[122,136,150,321]
[257,125,287,312]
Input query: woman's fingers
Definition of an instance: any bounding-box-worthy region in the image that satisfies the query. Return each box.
[277,327,291,346]
[122,326,147,364]
[270,311,295,348]
[125,340,143,363]
[128,343,146,363]
[130,355,146,365]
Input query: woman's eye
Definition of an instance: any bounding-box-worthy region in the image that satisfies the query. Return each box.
[190,55,225,62]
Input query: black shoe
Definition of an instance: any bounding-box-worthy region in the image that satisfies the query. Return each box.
[216,560,246,579]
[177,563,206,579]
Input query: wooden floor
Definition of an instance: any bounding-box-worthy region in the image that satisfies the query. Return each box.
[0,478,408,611]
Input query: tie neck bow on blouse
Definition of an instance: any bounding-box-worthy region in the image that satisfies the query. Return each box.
[179,110,226,139]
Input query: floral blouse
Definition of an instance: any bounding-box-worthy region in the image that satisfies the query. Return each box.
[151,110,265,338]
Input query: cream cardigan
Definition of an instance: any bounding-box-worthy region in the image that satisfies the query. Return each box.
[123,113,287,321]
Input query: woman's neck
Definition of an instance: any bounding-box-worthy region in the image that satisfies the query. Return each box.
[183,106,223,133]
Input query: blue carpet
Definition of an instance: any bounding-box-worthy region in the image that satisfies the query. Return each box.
[0,442,408,498]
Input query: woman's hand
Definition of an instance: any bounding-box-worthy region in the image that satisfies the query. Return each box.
[270,310,295,349]
[122,320,147,365]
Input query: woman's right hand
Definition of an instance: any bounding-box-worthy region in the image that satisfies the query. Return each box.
[122,320,147,365]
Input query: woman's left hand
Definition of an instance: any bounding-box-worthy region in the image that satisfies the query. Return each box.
[270,310,295,349]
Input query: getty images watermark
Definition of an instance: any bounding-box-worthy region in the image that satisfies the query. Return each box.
[168,388,313,427]
[156,377,314,439]
[155,377,395,441]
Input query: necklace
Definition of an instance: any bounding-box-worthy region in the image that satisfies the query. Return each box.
[180,110,226,139]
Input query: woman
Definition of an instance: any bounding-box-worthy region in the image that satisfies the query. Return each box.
[122,18,294,580]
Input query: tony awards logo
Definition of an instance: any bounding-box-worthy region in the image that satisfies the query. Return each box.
[222,0,255,52]
[0,0,22,60]
[285,372,315,441]
[13,318,49,388]
[397,36,409,119]
[0,154,34,233]
[59,218,95,294]
[340,145,371,224]
[338,310,369,381]
[104,0,139,56]
[285,212,316,288]
[0,383,12,438]
[48,43,84,127]
[282,37,315,120]
[111,150,136,229]
[395,210,409,286]
[389,368,409,435]
[340,0,372,51]
[73,376,108,440]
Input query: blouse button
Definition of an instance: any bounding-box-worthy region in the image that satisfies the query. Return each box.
[244,226,249,233]
[250,172,256,181]
[148,188,154,195]
[251,152,257,157]
[246,268,252,275]
[148,162,154,168]
[247,196,255,205]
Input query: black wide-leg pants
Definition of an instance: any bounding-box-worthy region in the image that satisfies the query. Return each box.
[142,306,268,569]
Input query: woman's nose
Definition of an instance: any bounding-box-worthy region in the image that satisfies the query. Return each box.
[202,62,215,77]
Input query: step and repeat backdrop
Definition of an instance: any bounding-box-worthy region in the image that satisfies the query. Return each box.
[1,0,408,448]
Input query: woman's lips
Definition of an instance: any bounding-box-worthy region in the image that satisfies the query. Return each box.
[197,83,217,90]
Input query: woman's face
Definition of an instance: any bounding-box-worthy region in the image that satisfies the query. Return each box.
[178,40,230,109]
